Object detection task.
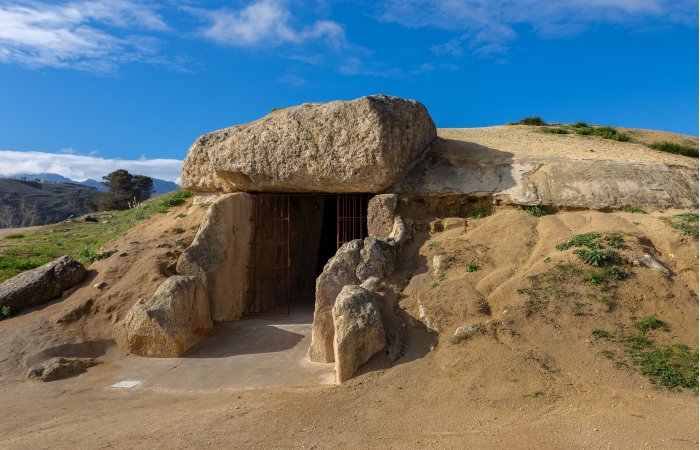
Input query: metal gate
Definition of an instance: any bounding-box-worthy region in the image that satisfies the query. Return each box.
[336,194,369,249]
[246,194,291,314]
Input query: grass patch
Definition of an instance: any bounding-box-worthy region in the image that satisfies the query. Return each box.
[0,190,194,283]
[647,142,698,158]
[4,233,25,240]
[592,329,613,339]
[634,315,667,333]
[510,116,546,126]
[631,344,698,389]
[78,247,118,264]
[525,205,548,217]
[469,208,489,219]
[661,213,698,239]
[620,205,647,214]
[556,232,601,250]
[570,124,630,142]
[604,235,625,249]
[531,390,544,398]
[540,127,569,135]
[466,263,480,272]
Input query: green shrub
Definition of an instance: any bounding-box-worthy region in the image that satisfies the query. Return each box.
[0,305,10,320]
[573,248,614,266]
[592,329,612,339]
[585,271,605,285]
[648,142,698,158]
[604,235,624,249]
[78,246,117,264]
[556,232,601,250]
[540,127,569,134]
[571,124,630,142]
[634,315,667,333]
[662,213,698,238]
[525,205,548,217]
[4,233,24,240]
[511,116,546,126]
[466,263,480,272]
[470,208,489,219]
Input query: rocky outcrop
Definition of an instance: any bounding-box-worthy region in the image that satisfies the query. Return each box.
[176,193,252,322]
[27,357,100,382]
[0,255,86,311]
[181,95,437,193]
[309,240,362,362]
[113,276,213,357]
[356,237,396,282]
[333,285,386,383]
[367,194,397,237]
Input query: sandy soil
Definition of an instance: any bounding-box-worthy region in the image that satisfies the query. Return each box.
[440,126,698,167]
[0,205,697,449]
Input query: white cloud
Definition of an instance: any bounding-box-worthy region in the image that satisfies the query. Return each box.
[0,150,182,182]
[381,0,698,57]
[0,0,168,71]
[196,0,347,49]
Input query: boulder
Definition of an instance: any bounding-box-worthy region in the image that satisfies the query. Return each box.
[356,237,396,282]
[452,323,485,343]
[332,285,386,383]
[181,95,437,193]
[27,357,100,382]
[0,255,86,312]
[113,276,213,357]
[308,240,363,362]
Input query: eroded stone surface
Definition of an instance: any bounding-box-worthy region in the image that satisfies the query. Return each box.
[332,285,386,384]
[113,276,213,357]
[367,194,397,238]
[0,255,86,312]
[308,240,362,362]
[27,357,100,382]
[182,95,437,193]
[176,193,252,322]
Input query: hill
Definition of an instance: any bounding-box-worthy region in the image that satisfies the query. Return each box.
[13,173,180,196]
[0,179,99,228]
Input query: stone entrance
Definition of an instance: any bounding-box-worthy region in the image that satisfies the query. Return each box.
[245,193,371,315]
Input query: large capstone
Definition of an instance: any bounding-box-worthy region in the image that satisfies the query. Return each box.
[181,95,437,193]
[0,255,86,312]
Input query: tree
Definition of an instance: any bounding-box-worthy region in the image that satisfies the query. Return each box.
[94,169,153,211]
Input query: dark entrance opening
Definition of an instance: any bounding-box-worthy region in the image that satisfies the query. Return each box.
[246,193,371,315]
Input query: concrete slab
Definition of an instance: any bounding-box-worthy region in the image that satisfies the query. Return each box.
[107,308,335,392]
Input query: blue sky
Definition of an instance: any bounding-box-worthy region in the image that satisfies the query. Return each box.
[0,0,697,182]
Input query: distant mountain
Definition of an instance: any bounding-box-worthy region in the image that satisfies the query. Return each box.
[0,178,99,228]
[12,173,180,196]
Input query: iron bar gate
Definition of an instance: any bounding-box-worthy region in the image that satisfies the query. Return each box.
[336,194,369,249]
[245,194,291,315]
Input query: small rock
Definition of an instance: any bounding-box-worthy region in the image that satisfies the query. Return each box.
[632,254,672,277]
[27,357,101,381]
[429,219,444,233]
[93,282,107,289]
[452,323,484,342]
[119,252,128,257]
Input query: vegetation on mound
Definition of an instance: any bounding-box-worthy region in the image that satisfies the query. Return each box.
[525,205,548,217]
[0,190,194,283]
[509,115,546,126]
[648,142,698,158]
[661,213,698,239]
[1,305,10,321]
[593,316,698,391]
[540,126,569,134]
[569,123,630,142]
[620,205,647,214]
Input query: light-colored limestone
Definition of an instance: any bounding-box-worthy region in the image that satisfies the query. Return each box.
[176,193,253,322]
[332,285,386,383]
[113,276,213,357]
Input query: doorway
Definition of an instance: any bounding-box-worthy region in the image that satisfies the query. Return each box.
[245,193,370,315]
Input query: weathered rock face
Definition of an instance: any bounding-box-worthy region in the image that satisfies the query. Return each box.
[356,237,396,282]
[113,276,213,357]
[367,194,397,237]
[332,285,386,384]
[27,357,100,382]
[182,95,437,193]
[308,240,362,362]
[176,193,252,322]
[0,255,86,311]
